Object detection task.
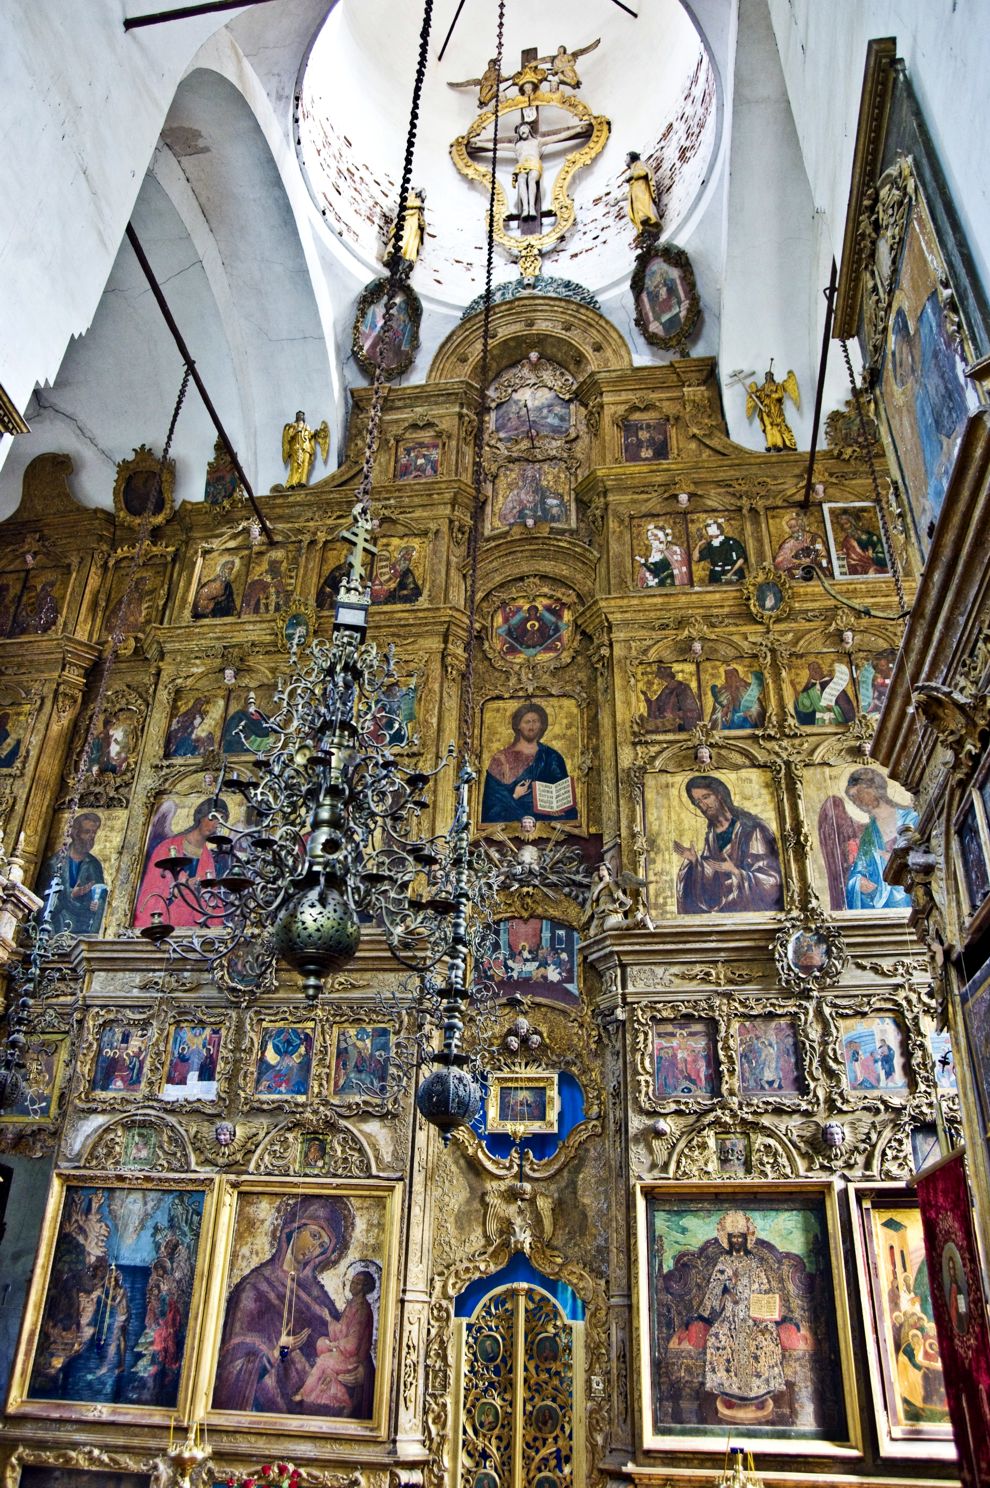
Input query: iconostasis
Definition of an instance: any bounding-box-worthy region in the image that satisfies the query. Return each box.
[0,298,961,1487]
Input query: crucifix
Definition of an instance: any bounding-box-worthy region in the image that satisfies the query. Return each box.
[466,47,594,237]
[339,502,378,590]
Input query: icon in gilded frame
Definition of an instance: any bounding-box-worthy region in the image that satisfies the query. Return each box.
[7,1176,213,1425]
[202,1178,401,1437]
[0,1034,69,1123]
[160,1022,224,1102]
[621,417,670,463]
[486,1073,559,1135]
[635,1181,861,1453]
[652,1018,719,1100]
[113,444,174,530]
[848,1184,954,1458]
[395,437,441,480]
[90,1021,153,1095]
[822,501,891,579]
[330,1025,392,1102]
[252,1023,316,1100]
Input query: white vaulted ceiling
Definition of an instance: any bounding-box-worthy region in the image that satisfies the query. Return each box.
[298,0,719,305]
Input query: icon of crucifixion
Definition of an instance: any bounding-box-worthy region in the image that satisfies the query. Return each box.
[450,41,611,271]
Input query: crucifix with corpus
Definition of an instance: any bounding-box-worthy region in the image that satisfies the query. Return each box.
[465,48,595,237]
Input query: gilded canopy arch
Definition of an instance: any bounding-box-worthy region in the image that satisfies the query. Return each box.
[428,294,631,385]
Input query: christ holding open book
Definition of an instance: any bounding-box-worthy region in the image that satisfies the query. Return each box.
[481,701,578,823]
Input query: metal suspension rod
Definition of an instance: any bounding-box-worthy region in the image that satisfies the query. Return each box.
[124,223,275,543]
[801,257,838,508]
[124,0,275,30]
[437,0,468,63]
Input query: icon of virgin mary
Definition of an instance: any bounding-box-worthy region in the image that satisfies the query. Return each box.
[212,1194,364,1417]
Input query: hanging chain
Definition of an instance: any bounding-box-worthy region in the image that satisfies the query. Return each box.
[460,0,506,762]
[354,0,435,521]
[839,337,908,613]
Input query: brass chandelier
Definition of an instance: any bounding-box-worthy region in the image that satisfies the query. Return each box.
[140,512,500,1135]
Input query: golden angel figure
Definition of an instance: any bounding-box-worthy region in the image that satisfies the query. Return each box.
[746,365,800,452]
[447,57,501,108]
[625,151,662,233]
[537,38,601,90]
[386,188,426,268]
[281,410,329,488]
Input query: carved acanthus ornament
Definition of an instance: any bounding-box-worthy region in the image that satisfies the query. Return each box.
[913,682,990,775]
[83,1114,191,1172]
[252,1119,372,1178]
[858,155,916,373]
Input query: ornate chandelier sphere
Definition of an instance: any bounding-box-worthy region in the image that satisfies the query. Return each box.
[0,1065,24,1111]
[416,1062,483,1142]
[273,884,362,1003]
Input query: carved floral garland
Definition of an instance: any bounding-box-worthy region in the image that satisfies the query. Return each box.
[224,1465,301,1488]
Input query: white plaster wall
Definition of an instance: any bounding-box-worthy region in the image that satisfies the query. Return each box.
[155,67,334,491]
[0,174,240,519]
[0,2,340,485]
[333,0,738,395]
[5,0,935,502]
[718,0,848,451]
[0,2,253,438]
[298,0,717,307]
[768,0,990,305]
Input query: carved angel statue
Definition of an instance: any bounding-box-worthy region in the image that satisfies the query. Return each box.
[281,410,329,489]
[583,862,655,936]
[447,57,502,108]
[625,151,662,234]
[385,187,426,269]
[484,1180,556,1258]
[537,39,601,90]
[745,364,800,452]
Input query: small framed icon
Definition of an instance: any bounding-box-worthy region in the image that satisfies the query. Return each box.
[474,1398,502,1433]
[532,1400,561,1436]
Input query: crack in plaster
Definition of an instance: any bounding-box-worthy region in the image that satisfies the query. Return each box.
[32,391,117,468]
[238,312,325,347]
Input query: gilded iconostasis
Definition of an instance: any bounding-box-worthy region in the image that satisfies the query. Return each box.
[0,297,962,1488]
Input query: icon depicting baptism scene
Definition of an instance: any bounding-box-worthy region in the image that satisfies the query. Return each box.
[0,8,982,1488]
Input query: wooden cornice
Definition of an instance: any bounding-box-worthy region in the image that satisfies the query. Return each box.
[0,380,29,437]
[833,37,898,340]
